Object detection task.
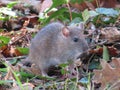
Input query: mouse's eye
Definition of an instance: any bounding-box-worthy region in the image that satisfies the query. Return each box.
[73,37,79,42]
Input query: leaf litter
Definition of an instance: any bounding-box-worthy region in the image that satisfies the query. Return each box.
[0,0,120,90]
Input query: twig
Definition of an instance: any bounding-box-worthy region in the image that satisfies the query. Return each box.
[9,33,31,45]
[1,55,27,61]
[66,2,72,21]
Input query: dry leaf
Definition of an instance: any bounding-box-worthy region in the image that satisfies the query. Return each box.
[4,63,21,87]
[93,58,120,89]
[20,16,39,26]
[100,27,120,42]
[89,46,118,57]
[18,62,41,75]
[71,0,117,11]
[0,45,22,57]
[0,0,41,13]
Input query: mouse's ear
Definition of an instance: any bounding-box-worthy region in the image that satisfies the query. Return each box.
[62,27,70,37]
[78,22,84,30]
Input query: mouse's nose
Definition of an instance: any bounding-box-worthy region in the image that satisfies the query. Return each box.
[82,41,89,52]
[77,48,90,59]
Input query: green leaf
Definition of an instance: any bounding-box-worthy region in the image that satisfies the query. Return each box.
[0,36,10,45]
[89,59,101,70]
[79,77,89,84]
[7,1,18,8]
[0,14,9,21]
[9,59,18,65]
[103,46,110,61]
[18,71,35,80]
[0,68,7,73]
[70,0,84,4]
[43,8,68,25]
[68,82,79,90]
[61,68,65,75]
[89,10,99,17]
[82,9,90,22]
[70,17,83,25]
[17,47,29,55]
[59,63,68,68]
[71,12,83,19]
[0,80,14,85]
[59,63,69,75]
[96,8,119,17]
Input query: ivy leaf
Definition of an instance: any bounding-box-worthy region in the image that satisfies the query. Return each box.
[43,8,68,24]
[0,36,10,45]
[17,47,29,55]
[89,59,101,70]
[79,77,89,84]
[96,8,119,17]
[82,9,90,22]
[7,1,18,8]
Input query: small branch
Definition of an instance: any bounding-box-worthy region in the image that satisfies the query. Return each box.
[0,55,27,61]
[66,2,72,21]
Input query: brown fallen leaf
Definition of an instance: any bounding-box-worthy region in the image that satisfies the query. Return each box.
[70,0,117,11]
[70,1,95,11]
[89,46,118,57]
[100,27,120,42]
[18,62,41,75]
[0,0,41,13]
[93,58,120,89]
[4,62,21,87]
[0,45,22,57]
[20,16,39,26]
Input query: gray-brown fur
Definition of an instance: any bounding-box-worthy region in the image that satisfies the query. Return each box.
[26,22,88,76]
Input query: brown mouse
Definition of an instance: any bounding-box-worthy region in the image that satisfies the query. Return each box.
[26,22,89,76]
